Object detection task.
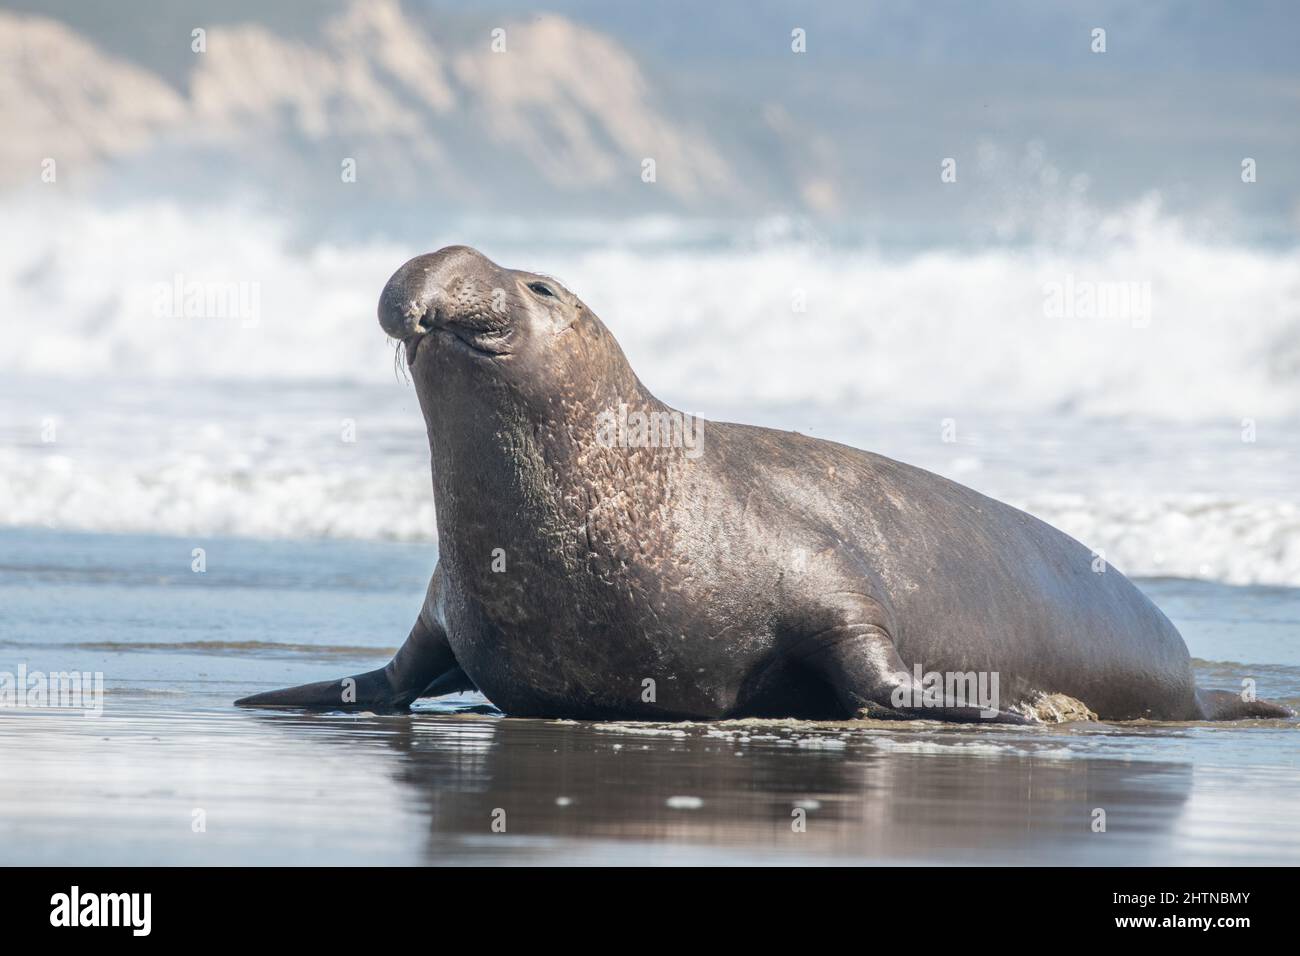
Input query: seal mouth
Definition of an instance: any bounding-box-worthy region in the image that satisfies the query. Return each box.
[406,326,511,364]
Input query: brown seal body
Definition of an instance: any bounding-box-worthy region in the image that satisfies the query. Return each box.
[236,246,1291,723]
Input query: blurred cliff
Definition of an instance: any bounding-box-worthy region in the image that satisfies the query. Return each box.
[3,0,1298,241]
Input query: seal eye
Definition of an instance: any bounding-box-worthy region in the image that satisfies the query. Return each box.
[528,281,556,298]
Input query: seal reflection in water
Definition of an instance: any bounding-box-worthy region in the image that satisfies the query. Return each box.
[237,246,1292,723]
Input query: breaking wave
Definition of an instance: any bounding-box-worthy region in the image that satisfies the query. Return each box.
[3,195,1298,585]
[3,195,1299,419]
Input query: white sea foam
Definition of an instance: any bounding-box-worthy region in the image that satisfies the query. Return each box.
[3,196,1298,585]
[5,385,1298,585]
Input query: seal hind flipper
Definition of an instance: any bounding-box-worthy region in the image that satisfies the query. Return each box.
[1195,688,1295,721]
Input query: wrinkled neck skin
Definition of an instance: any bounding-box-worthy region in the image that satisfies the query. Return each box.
[417,351,685,590]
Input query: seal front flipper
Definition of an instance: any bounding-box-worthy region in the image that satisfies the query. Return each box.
[236,593,458,712]
[795,592,1031,725]
[421,664,477,698]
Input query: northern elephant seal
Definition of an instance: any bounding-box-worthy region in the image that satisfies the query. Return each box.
[236,246,1292,723]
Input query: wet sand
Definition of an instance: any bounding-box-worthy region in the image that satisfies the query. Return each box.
[2,529,1297,865]
[5,702,1300,865]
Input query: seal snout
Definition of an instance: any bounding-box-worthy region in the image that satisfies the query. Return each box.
[377,245,494,342]
[377,262,439,341]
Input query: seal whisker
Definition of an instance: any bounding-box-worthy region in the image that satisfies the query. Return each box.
[393,338,410,384]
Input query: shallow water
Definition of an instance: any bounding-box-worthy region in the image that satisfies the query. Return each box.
[1,528,1297,865]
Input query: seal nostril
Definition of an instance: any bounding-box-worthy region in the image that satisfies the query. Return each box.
[416,311,435,334]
